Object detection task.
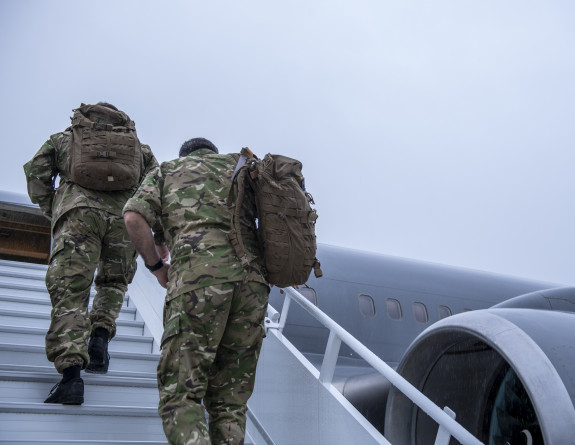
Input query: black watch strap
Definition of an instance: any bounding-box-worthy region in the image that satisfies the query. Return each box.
[145,259,164,272]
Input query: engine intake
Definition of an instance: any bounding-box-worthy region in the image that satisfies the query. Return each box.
[384,307,575,444]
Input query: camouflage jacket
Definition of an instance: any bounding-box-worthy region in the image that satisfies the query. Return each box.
[23,130,158,229]
[123,149,267,300]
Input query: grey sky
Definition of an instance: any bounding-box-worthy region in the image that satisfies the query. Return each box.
[1,0,574,285]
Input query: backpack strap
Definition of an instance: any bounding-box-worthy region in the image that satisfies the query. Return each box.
[312,258,323,278]
[227,162,255,270]
[232,147,257,180]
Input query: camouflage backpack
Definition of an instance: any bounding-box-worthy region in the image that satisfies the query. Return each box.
[68,103,142,191]
[228,148,322,287]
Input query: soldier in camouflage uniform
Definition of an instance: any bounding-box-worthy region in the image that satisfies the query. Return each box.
[23,102,160,405]
[123,138,269,445]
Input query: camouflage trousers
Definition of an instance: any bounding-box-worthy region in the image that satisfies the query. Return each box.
[158,281,269,445]
[45,207,137,373]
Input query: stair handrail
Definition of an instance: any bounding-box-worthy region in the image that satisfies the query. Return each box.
[127,257,166,349]
[272,286,484,445]
[129,263,483,445]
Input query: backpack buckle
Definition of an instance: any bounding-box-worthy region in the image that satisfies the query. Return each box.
[93,122,113,131]
[96,151,116,158]
[240,255,252,268]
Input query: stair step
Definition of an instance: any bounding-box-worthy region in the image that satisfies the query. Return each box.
[0,288,129,305]
[0,344,160,374]
[0,326,154,354]
[0,309,145,336]
[0,259,48,274]
[0,441,167,444]
[0,281,97,298]
[0,295,136,320]
[0,402,166,442]
[0,364,157,380]
[0,436,243,445]
[0,369,159,406]
[0,280,134,307]
[0,269,47,284]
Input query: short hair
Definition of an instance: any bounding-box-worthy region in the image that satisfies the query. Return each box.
[179,138,219,157]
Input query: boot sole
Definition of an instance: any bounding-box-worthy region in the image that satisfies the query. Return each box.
[85,368,108,374]
[62,396,84,405]
[45,395,84,405]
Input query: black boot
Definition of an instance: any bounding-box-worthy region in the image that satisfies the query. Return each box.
[86,327,110,374]
[44,365,84,405]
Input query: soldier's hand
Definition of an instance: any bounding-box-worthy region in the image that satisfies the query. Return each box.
[152,263,170,289]
[156,244,170,262]
[278,285,299,294]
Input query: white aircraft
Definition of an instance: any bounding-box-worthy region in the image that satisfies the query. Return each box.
[1,190,574,444]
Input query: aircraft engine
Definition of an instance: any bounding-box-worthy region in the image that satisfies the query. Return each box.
[384,289,575,444]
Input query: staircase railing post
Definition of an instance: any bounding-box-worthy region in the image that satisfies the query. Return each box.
[434,406,456,445]
[320,330,342,384]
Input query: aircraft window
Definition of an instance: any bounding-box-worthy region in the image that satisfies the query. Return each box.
[298,287,318,306]
[412,302,429,323]
[385,298,402,321]
[358,294,376,318]
[438,305,452,319]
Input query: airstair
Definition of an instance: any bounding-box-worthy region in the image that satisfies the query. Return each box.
[0,255,483,444]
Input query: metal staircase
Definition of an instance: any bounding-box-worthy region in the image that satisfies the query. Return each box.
[0,259,167,444]
[0,255,482,444]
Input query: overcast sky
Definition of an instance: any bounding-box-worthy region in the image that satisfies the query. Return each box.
[1,0,574,285]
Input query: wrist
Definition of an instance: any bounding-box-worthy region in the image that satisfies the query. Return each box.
[145,258,163,272]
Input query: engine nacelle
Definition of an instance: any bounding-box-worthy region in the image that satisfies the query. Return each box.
[384,306,575,444]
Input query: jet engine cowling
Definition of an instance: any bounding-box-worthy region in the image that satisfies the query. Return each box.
[384,303,575,444]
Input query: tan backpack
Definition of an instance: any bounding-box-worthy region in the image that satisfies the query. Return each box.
[228,148,322,287]
[68,103,142,191]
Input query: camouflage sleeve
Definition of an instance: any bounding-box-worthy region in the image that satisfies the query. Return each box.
[141,144,159,177]
[138,144,165,243]
[123,166,165,243]
[23,136,59,219]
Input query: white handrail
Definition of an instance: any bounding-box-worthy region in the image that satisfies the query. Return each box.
[128,264,484,444]
[278,286,484,445]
